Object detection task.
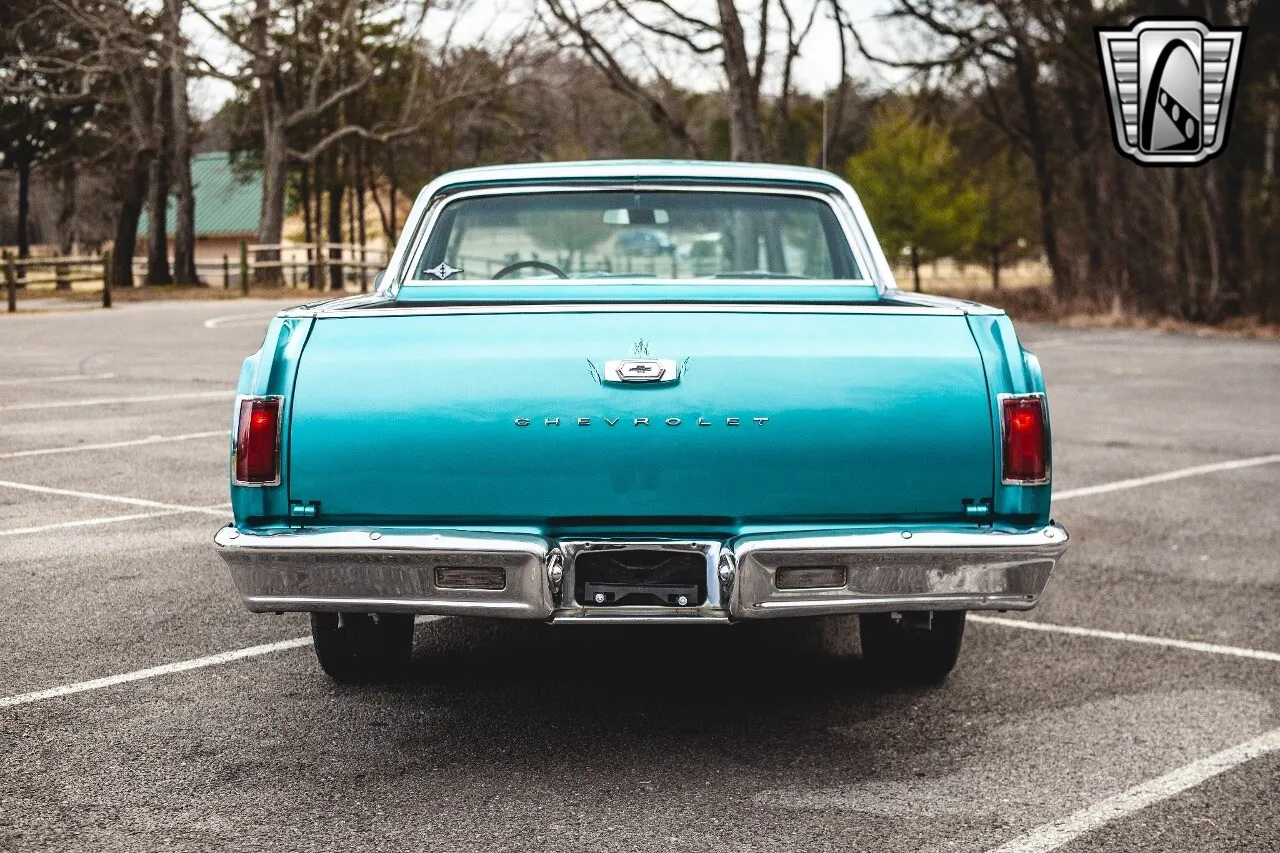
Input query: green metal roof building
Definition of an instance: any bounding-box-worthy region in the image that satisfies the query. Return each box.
[139,152,261,251]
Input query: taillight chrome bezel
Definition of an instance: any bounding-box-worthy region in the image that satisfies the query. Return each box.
[231,395,284,487]
[998,392,1050,486]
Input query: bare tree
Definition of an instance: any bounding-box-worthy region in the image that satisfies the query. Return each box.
[0,0,97,266]
[145,71,173,285]
[193,0,435,281]
[542,0,703,157]
[35,0,172,286]
[850,0,1073,297]
[164,0,197,284]
[543,0,841,162]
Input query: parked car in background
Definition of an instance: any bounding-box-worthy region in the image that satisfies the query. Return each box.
[214,160,1068,686]
[616,228,676,256]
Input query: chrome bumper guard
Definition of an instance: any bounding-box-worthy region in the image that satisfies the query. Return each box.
[214,523,1068,621]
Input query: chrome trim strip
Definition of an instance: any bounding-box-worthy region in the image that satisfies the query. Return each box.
[214,527,551,553]
[389,194,446,293]
[288,303,966,319]
[378,189,440,295]
[730,524,1067,555]
[393,183,881,297]
[551,610,732,625]
[243,596,538,616]
[998,392,1052,486]
[229,395,284,488]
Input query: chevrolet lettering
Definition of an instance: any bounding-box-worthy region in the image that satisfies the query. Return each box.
[214,160,1068,686]
[514,416,768,427]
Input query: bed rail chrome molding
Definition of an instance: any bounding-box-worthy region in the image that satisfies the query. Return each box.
[214,523,1068,620]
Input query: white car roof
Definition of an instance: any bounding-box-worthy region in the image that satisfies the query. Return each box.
[422,159,852,193]
[382,159,900,293]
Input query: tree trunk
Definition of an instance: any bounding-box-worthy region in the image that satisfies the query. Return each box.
[252,0,285,284]
[312,157,324,289]
[300,163,313,288]
[388,150,398,243]
[57,162,76,256]
[1011,43,1069,302]
[146,71,174,286]
[356,142,369,291]
[714,0,765,162]
[346,152,357,264]
[328,166,345,291]
[910,245,921,292]
[166,0,197,285]
[990,246,1001,290]
[112,150,153,289]
[827,0,850,170]
[16,159,31,264]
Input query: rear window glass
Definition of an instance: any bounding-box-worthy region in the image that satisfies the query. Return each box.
[413,190,862,282]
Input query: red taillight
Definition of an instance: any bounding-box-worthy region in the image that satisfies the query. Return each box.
[234,397,281,485]
[1002,395,1048,484]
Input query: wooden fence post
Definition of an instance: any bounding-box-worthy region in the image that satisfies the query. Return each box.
[223,254,230,289]
[102,249,113,308]
[239,240,249,296]
[55,260,70,291]
[313,239,324,290]
[330,244,343,291]
[4,252,15,313]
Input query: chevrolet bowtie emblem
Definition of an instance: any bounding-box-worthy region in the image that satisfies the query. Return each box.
[1096,18,1246,166]
[424,262,463,280]
[603,358,679,384]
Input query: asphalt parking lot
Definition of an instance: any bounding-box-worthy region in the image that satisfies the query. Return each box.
[1,299,1278,852]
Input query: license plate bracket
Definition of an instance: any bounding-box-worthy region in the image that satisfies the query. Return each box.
[583,582,701,607]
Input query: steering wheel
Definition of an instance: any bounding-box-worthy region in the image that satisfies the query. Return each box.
[492,260,569,280]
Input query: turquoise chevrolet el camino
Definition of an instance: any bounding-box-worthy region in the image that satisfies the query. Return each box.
[214,160,1068,685]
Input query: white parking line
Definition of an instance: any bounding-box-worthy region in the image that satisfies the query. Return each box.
[0,616,442,710]
[203,312,275,329]
[0,391,233,412]
[0,372,115,386]
[4,447,1279,838]
[0,430,228,460]
[0,480,230,517]
[0,504,230,537]
[0,637,314,710]
[987,725,1280,853]
[1054,454,1280,501]
[970,615,1280,663]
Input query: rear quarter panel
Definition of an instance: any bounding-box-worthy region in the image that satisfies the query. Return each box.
[966,313,1053,527]
[229,316,313,525]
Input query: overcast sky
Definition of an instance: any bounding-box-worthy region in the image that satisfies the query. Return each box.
[186,0,907,119]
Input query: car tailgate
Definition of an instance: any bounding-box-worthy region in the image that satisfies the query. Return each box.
[286,309,995,527]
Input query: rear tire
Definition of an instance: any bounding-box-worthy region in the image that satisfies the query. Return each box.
[310,612,415,683]
[859,611,965,686]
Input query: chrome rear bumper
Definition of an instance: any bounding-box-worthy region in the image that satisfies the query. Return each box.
[214,523,1068,621]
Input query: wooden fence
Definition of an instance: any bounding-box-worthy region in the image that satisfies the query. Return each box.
[239,242,387,293]
[4,241,389,312]
[4,251,113,312]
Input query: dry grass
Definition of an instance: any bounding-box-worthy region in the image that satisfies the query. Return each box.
[10,271,1280,340]
[932,285,1280,340]
[48,283,345,303]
